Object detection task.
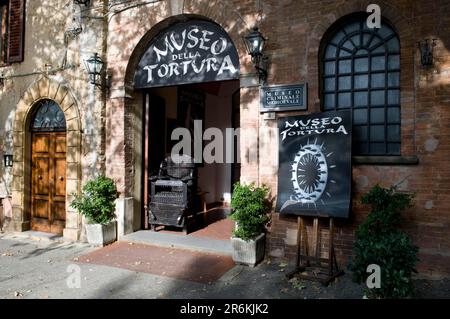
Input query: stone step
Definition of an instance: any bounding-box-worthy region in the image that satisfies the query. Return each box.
[121,230,232,256]
[2,230,64,243]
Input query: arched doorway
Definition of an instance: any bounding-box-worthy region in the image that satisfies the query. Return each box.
[133,17,240,234]
[29,99,67,234]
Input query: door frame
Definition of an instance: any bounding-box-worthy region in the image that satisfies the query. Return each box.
[10,77,82,241]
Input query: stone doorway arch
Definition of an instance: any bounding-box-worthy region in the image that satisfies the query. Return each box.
[9,76,82,241]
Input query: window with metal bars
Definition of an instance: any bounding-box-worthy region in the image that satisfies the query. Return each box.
[320,15,401,155]
[31,99,66,132]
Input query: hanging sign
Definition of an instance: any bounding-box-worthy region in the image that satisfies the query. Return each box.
[260,84,307,112]
[134,20,240,89]
[275,110,352,218]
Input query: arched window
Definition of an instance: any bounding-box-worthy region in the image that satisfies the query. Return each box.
[31,99,66,132]
[320,15,400,155]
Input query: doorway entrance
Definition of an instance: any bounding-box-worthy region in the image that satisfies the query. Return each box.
[142,80,240,238]
[30,100,67,234]
[132,17,241,240]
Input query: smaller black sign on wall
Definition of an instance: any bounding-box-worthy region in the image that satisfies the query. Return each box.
[260,84,307,112]
[275,110,352,219]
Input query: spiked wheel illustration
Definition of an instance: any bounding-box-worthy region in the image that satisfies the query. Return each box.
[291,139,334,206]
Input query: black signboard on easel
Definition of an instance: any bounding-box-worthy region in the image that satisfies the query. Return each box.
[275,110,352,219]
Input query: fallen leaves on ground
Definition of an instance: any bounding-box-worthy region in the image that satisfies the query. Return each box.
[14,291,23,298]
[278,262,288,272]
[280,287,290,293]
[289,277,307,291]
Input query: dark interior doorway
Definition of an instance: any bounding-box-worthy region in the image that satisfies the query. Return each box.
[142,80,240,238]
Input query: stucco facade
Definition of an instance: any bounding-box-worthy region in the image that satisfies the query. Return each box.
[0,0,450,278]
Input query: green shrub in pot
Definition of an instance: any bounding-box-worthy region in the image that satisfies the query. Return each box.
[230,182,271,240]
[70,175,118,245]
[230,182,271,266]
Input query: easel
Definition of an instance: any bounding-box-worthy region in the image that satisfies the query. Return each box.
[286,216,344,286]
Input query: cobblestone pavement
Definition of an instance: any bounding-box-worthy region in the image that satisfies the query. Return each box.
[0,234,448,299]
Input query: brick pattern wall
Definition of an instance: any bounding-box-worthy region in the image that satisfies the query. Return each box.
[106,0,450,277]
[255,0,450,278]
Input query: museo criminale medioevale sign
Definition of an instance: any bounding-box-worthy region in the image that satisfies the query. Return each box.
[275,110,352,219]
[134,20,240,89]
[260,84,307,112]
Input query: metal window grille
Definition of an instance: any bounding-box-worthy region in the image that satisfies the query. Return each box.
[321,18,401,155]
[31,99,66,132]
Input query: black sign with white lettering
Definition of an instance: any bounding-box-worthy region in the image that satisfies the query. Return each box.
[275,110,352,218]
[260,84,307,112]
[134,20,240,89]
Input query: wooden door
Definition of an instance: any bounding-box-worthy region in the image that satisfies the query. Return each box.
[31,132,66,234]
[142,93,166,229]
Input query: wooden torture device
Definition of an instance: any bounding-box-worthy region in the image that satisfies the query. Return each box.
[286,216,344,286]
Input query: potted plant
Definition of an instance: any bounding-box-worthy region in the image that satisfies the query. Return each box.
[230,182,271,267]
[349,184,419,298]
[70,175,118,246]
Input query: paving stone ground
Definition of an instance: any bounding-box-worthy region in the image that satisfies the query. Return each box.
[0,233,449,299]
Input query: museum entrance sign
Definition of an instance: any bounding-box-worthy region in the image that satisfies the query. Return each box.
[134,20,240,89]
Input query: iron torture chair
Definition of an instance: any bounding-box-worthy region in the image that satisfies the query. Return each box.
[148,155,199,233]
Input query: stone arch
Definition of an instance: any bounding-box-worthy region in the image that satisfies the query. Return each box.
[10,76,82,241]
[109,6,258,230]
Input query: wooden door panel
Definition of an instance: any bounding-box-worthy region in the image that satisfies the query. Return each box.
[50,221,65,234]
[31,218,50,233]
[54,158,66,197]
[53,201,66,221]
[32,200,49,219]
[34,158,49,195]
[31,132,66,234]
[55,135,66,153]
[33,134,50,153]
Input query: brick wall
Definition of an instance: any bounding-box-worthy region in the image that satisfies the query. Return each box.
[251,0,450,278]
[106,0,450,278]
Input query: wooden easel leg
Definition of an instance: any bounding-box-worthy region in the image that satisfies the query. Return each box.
[286,216,305,278]
[313,217,320,260]
[286,216,344,286]
[328,218,334,275]
[300,217,309,269]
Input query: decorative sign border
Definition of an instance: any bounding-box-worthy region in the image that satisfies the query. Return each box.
[260,83,308,112]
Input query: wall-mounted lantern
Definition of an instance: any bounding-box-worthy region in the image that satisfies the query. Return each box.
[418,39,437,67]
[244,27,268,85]
[84,53,104,86]
[3,155,13,167]
[73,0,90,6]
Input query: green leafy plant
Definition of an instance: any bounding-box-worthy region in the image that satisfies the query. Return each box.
[70,175,118,225]
[349,184,419,298]
[230,182,271,241]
